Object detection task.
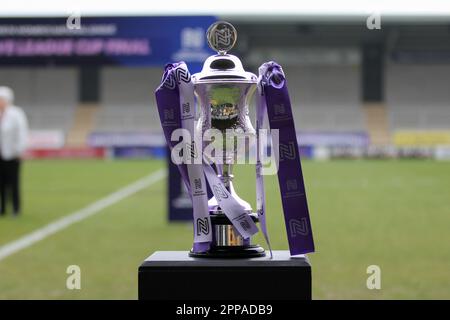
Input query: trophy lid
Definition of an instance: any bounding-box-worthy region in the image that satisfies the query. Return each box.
[193,21,257,85]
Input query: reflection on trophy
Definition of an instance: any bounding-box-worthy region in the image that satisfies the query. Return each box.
[190,21,264,257]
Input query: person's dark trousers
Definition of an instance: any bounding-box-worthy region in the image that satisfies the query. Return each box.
[0,159,5,215]
[0,158,21,216]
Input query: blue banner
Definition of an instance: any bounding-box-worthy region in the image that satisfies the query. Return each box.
[0,16,216,69]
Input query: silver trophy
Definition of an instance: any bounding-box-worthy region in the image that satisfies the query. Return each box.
[190,21,265,257]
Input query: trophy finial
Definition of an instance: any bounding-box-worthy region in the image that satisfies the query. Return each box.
[206,21,237,55]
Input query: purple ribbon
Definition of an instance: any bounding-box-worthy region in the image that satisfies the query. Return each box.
[258,61,315,255]
[155,64,190,191]
[155,62,212,253]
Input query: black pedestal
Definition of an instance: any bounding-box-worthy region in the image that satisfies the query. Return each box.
[138,250,311,300]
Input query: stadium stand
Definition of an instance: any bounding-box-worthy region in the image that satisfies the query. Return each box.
[3,62,450,148]
[96,67,163,133]
[363,103,390,145]
[66,104,100,147]
[0,68,77,132]
[386,63,450,131]
[95,65,366,135]
[287,65,365,133]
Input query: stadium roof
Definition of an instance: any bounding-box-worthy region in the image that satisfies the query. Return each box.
[1,0,450,22]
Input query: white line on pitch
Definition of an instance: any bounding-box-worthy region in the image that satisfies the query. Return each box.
[0,168,166,262]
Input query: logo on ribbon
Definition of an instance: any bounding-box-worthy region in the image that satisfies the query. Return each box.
[164,108,175,121]
[194,178,202,190]
[274,103,286,115]
[196,217,210,236]
[240,219,251,231]
[286,179,298,191]
[270,102,291,122]
[192,177,206,196]
[163,68,191,89]
[174,68,191,83]
[182,102,190,114]
[163,73,176,89]
[279,142,297,161]
[213,184,229,200]
[289,218,309,237]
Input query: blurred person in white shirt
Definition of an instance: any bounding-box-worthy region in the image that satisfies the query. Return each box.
[0,86,28,217]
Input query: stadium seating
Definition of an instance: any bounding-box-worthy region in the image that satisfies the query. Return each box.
[96,65,366,134]
[0,68,77,132]
[66,104,100,147]
[3,63,450,147]
[363,103,390,145]
[96,67,162,132]
[286,65,365,132]
[386,63,450,130]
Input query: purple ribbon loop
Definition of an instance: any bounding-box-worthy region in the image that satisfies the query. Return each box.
[258,61,315,255]
[155,62,212,253]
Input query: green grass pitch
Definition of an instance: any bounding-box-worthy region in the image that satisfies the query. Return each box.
[0,159,449,299]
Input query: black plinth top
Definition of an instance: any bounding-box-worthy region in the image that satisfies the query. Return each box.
[139,250,312,300]
[141,250,310,267]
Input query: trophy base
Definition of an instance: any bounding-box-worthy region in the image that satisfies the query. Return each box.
[189,244,265,258]
[189,213,265,258]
